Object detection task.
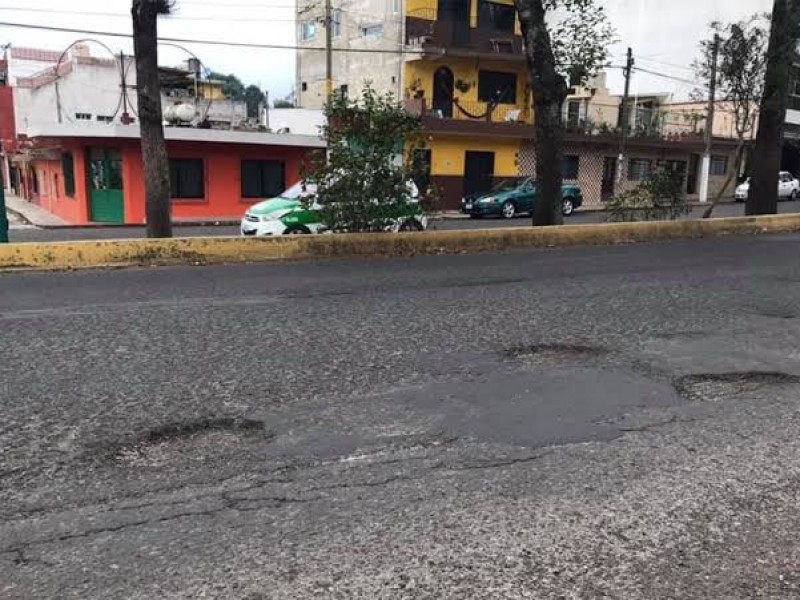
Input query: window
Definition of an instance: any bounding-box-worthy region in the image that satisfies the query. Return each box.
[710,155,728,176]
[361,24,383,37]
[393,0,401,14]
[628,158,652,181]
[169,159,205,199]
[478,70,517,104]
[566,101,581,127]
[300,21,317,41]
[339,84,349,99]
[96,115,114,123]
[477,0,516,32]
[61,152,76,197]
[563,155,579,180]
[301,81,308,92]
[75,112,92,120]
[241,160,285,198]
[331,9,342,38]
[53,174,59,198]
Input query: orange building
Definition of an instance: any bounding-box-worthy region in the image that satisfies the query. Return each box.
[15,125,324,225]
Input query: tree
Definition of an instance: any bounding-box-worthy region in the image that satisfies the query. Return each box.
[695,15,768,218]
[747,0,800,216]
[302,86,428,233]
[273,99,295,109]
[132,0,173,238]
[514,0,614,226]
[244,85,265,119]
[206,71,245,100]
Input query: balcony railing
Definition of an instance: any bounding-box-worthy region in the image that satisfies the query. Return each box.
[405,8,523,56]
[405,97,532,125]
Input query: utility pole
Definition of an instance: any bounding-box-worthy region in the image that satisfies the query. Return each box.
[0,44,9,243]
[699,33,720,204]
[617,47,634,186]
[325,0,333,98]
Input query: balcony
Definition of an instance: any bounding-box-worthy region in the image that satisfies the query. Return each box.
[405,7,524,61]
[405,97,532,137]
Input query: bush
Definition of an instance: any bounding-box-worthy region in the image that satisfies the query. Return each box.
[302,86,430,233]
[607,169,690,222]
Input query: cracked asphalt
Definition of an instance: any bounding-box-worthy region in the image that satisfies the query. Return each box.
[3,234,800,598]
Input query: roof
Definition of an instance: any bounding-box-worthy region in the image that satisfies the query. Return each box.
[10,47,61,62]
[24,122,326,149]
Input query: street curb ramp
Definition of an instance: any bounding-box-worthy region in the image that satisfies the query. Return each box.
[2,214,800,270]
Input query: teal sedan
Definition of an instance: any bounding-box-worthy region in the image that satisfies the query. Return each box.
[460,178,584,218]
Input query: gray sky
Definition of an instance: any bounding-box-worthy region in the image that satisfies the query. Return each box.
[1,0,773,102]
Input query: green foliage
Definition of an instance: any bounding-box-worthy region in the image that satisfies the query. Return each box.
[607,169,689,222]
[273,99,295,109]
[206,71,246,100]
[549,2,616,87]
[244,85,265,119]
[694,15,768,142]
[301,86,430,233]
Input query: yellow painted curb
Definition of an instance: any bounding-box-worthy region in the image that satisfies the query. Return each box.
[2,214,800,271]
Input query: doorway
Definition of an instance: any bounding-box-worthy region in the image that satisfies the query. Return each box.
[687,153,700,195]
[438,0,470,46]
[88,147,124,223]
[601,156,617,200]
[464,151,495,198]
[433,66,454,118]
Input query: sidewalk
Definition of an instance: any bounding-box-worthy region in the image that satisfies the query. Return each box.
[5,194,239,229]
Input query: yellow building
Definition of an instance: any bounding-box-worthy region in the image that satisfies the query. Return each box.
[296,0,533,208]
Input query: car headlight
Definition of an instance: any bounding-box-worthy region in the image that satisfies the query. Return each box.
[261,214,280,222]
[478,196,496,204]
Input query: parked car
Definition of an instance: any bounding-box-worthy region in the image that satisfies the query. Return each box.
[735,171,800,202]
[240,181,428,236]
[460,178,584,218]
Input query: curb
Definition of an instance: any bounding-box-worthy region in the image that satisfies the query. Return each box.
[2,214,799,271]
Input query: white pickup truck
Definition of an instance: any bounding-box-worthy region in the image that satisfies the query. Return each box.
[735,171,800,201]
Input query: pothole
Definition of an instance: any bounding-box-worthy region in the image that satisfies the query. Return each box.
[114,418,267,468]
[504,343,609,365]
[674,372,800,402]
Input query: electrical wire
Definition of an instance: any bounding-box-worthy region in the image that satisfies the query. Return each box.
[0,21,423,56]
[0,7,298,23]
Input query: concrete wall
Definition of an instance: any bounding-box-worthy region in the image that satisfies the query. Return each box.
[662,101,758,140]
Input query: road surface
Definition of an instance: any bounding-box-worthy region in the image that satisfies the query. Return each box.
[6,199,800,243]
[3,235,800,598]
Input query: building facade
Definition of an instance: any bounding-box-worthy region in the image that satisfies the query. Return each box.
[2,45,325,225]
[298,0,534,209]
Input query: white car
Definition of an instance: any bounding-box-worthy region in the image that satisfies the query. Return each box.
[735,171,800,202]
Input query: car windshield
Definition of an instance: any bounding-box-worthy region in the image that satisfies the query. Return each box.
[280,181,317,199]
[492,178,523,192]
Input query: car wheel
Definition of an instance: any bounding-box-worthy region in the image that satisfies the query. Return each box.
[562,197,575,217]
[792,190,798,201]
[285,225,311,235]
[399,219,424,232]
[501,201,516,219]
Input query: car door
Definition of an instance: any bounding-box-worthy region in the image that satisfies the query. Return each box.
[778,173,791,198]
[517,179,536,213]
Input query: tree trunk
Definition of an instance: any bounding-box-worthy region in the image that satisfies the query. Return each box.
[516,0,568,226]
[133,0,172,238]
[746,0,797,216]
[702,140,745,218]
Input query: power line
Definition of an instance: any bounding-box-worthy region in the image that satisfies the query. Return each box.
[0,21,421,56]
[633,66,707,89]
[0,7,298,22]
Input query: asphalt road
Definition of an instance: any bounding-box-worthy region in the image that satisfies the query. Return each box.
[3,235,800,598]
[7,200,800,242]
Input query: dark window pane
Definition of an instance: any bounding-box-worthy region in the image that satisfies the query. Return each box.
[241,160,285,198]
[563,155,579,180]
[478,70,517,104]
[477,0,516,32]
[710,155,728,176]
[61,152,76,197]
[170,159,205,199]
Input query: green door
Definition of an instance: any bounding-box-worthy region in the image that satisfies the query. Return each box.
[88,148,124,223]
